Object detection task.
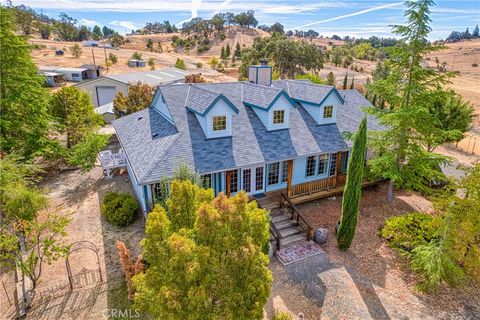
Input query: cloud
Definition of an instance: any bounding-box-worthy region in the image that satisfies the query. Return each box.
[176,0,203,27]
[294,2,403,29]
[109,20,140,31]
[211,0,235,16]
[78,18,97,27]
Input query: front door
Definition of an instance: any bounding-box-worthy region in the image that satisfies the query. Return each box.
[241,166,264,195]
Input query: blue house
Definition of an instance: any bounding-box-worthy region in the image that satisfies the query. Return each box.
[113,65,381,216]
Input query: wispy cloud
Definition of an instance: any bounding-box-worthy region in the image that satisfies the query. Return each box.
[294,2,403,29]
[176,0,203,27]
[211,0,235,16]
[78,18,97,27]
[109,20,140,31]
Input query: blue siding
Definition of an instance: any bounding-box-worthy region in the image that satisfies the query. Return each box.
[126,157,147,216]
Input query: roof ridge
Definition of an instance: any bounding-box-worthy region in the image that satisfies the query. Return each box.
[184,85,191,107]
[190,84,222,96]
[287,80,334,89]
[243,81,281,92]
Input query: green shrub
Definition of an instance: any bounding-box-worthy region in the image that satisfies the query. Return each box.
[380,212,444,253]
[101,192,138,227]
[272,311,293,320]
[219,33,226,41]
[195,62,203,68]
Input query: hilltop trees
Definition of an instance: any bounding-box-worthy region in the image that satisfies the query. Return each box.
[133,182,272,319]
[337,118,367,250]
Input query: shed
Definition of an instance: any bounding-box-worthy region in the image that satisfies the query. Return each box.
[128,59,146,68]
[95,102,115,123]
[80,64,104,79]
[136,60,146,67]
[55,50,64,55]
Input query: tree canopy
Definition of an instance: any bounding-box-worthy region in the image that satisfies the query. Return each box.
[113,82,154,117]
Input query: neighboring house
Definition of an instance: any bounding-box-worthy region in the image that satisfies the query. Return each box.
[82,40,100,47]
[75,67,190,109]
[113,65,382,216]
[38,66,88,82]
[80,64,104,79]
[42,72,66,87]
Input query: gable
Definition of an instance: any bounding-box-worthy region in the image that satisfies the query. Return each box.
[151,89,174,125]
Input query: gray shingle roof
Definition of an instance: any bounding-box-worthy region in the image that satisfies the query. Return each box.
[273,80,334,104]
[106,67,189,86]
[113,80,380,185]
[185,85,220,115]
[242,82,283,109]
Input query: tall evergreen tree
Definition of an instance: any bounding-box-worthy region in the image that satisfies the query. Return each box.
[225,43,231,57]
[342,72,348,90]
[367,0,459,200]
[337,117,367,251]
[0,8,55,159]
[234,42,241,58]
[350,75,355,89]
[326,71,336,86]
[472,24,479,38]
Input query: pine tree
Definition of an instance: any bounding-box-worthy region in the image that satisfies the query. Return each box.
[342,72,348,90]
[367,0,459,201]
[326,71,336,86]
[146,38,154,51]
[0,8,54,159]
[473,24,480,38]
[220,46,227,60]
[226,43,231,57]
[337,117,367,251]
[234,42,241,58]
[350,75,355,89]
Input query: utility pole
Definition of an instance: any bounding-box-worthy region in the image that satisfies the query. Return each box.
[103,46,109,73]
[91,48,97,71]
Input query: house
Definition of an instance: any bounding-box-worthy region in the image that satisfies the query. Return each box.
[82,40,100,47]
[42,72,66,87]
[80,64,104,79]
[113,64,382,216]
[75,67,190,108]
[38,66,88,82]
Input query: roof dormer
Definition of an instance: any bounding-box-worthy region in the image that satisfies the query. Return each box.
[185,85,238,139]
[242,83,296,131]
[283,81,344,125]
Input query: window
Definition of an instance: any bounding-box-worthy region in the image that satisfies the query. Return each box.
[71,73,80,78]
[273,110,285,124]
[281,161,289,183]
[323,105,333,118]
[306,156,317,177]
[230,170,239,193]
[318,154,329,175]
[329,153,337,176]
[340,151,349,174]
[152,182,169,204]
[255,167,264,191]
[212,115,227,131]
[200,174,212,188]
[242,169,251,193]
[267,162,280,185]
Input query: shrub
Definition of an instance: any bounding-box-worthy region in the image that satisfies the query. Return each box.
[472,63,478,67]
[101,192,138,227]
[131,52,142,60]
[272,312,293,320]
[380,212,444,253]
[195,62,203,68]
[219,33,226,41]
[109,53,118,64]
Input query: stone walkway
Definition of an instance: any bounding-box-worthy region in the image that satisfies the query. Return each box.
[275,241,324,266]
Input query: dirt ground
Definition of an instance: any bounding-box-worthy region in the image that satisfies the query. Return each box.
[266,183,480,319]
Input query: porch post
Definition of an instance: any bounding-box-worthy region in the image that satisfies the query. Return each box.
[225,171,231,196]
[286,159,293,197]
[334,151,342,187]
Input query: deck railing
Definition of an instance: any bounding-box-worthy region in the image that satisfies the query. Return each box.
[290,174,347,198]
[280,192,313,241]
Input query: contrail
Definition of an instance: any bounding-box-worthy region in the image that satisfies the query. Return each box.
[294,2,403,29]
[176,0,203,27]
[211,0,235,16]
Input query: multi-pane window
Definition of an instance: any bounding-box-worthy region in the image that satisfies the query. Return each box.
[340,151,349,174]
[242,169,251,193]
[273,110,285,124]
[152,182,169,204]
[200,174,212,189]
[329,153,337,176]
[306,156,317,177]
[255,167,264,191]
[318,154,329,175]
[267,162,280,186]
[281,161,289,183]
[323,105,333,118]
[212,115,227,131]
[230,169,239,193]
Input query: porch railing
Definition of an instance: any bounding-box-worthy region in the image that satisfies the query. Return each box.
[280,192,313,241]
[290,174,347,198]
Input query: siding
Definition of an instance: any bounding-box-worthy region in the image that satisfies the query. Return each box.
[76,78,129,107]
[126,157,147,216]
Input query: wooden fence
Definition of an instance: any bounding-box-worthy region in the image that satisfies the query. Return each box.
[447,132,480,155]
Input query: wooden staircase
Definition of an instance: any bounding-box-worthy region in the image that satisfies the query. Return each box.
[269,206,307,247]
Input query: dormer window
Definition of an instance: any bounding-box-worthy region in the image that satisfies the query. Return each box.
[273,110,285,124]
[212,115,227,132]
[323,105,333,118]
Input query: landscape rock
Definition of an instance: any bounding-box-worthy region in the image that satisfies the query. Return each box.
[313,228,328,244]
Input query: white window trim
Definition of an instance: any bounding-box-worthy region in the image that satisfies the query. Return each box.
[305,153,332,180]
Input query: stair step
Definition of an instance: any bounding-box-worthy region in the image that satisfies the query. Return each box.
[274,219,297,229]
[270,214,291,223]
[281,233,307,246]
[279,226,304,237]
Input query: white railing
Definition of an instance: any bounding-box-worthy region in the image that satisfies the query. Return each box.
[99,149,126,178]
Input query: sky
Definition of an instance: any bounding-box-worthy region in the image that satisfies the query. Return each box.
[7,0,480,40]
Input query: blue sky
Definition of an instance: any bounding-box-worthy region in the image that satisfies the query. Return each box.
[8,0,480,39]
